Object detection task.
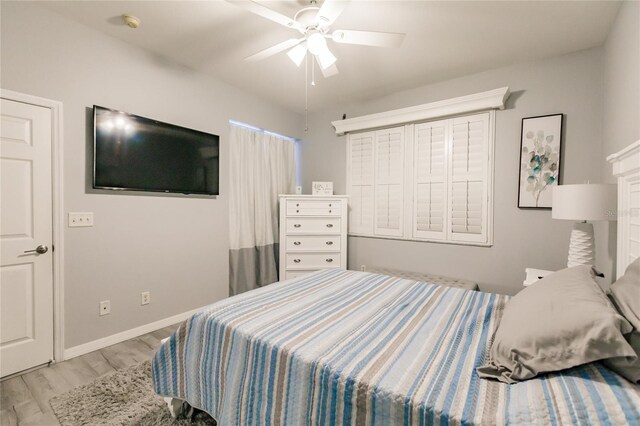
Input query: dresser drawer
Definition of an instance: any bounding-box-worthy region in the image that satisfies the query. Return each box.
[286,236,341,252]
[285,270,317,280]
[286,253,342,269]
[285,217,341,234]
[286,200,341,216]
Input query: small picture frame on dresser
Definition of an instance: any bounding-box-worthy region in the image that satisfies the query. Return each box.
[312,181,333,195]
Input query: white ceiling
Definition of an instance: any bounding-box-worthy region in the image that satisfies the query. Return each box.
[39,1,621,113]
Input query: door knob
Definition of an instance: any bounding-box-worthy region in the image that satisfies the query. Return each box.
[24,245,48,254]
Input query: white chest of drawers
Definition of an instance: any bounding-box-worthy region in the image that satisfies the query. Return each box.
[279,195,348,280]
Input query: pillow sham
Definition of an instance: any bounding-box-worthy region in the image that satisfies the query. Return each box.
[477,265,635,384]
[608,257,640,330]
[602,332,640,384]
[602,258,640,384]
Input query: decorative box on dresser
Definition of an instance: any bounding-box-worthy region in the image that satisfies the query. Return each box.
[279,195,348,280]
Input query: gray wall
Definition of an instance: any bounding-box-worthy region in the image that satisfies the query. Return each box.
[602,0,640,173]
[1,3,303,348]
[301,49,612,295]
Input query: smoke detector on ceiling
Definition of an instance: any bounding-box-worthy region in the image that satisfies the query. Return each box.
[122,15,141,29]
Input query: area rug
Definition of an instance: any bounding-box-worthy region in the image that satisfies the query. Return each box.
[50,360,215,426]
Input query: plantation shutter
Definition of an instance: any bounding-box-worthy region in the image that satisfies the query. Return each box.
[345,112,493,246]
[449,113,489,243]
[374,127,404,237]
[413,120,448,240]
[347,131,375,235]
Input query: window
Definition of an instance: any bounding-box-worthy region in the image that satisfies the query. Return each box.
[346,111,494,246]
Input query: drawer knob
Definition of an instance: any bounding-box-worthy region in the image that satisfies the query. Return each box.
[294,224,301,228]
[329,210,332,213]
[296,210,299,213]
[293,241,301,246]
[326,258,333,263]
[293,259,301,263]
[296,203,299,207]
[329,204,332,207]
[326,224,333,228]
[326,241,333,245]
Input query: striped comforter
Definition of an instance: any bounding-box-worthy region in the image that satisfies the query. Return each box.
[152,269,640,425]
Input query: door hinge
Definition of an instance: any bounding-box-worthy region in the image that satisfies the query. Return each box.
[52,245,55,252]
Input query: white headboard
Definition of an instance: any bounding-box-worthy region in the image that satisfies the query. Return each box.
[607,140,640,278]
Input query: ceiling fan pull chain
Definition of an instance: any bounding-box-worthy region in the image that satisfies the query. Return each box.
[305,53,309,132]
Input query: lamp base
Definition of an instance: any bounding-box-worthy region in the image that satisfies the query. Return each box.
[567,222,595,267]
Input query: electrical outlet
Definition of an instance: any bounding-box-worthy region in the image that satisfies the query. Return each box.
[360,265,366,272]
[99,300,110,316]
[141,291,151,306]
[295,186,302,195]
[69,212,94,227]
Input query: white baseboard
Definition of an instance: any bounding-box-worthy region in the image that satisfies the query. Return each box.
[62,306,207,360]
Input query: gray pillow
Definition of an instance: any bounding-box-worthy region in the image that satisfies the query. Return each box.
[603,258,640,383]
[609,257,640,330]
[602,331,640,384]
[477,265,635,384]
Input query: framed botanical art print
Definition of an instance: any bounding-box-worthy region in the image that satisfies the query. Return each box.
[518,114,563,209]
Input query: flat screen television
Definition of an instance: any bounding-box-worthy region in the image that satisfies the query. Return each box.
[93,105,219,195]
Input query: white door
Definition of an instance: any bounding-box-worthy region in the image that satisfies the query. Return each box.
[1,98,54,377]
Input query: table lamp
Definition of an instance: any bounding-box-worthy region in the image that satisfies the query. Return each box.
[552,184,616,267]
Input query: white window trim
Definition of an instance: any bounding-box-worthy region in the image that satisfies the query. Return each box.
[346,111,496,247]
[332,87,510,136]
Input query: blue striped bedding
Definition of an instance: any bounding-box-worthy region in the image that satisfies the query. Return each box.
[152,269,640,425]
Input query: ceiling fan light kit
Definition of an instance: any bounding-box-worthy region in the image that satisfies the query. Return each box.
[228,0,406,77]
[316,48,336,70]
[306,32,327,55]
[287,43,307,67]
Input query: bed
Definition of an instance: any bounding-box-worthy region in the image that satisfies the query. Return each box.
[152,268,640,425]
[152,141,640,425]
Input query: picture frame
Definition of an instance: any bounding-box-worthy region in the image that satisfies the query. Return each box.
[518,114,563,209]
[312,181,333,195]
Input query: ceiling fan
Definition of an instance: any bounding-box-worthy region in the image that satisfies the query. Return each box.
[227,0,406,78]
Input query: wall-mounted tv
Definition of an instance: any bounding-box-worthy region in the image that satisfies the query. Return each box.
[93,105,219,195]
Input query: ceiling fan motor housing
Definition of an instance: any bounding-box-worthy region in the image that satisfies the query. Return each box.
[294,6,322,30]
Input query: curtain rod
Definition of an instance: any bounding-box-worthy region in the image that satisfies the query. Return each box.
[229,120,298,142]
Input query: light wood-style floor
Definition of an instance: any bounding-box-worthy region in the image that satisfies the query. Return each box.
[0,323,180,426]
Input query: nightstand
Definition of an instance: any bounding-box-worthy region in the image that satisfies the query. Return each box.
[523,268,554,287]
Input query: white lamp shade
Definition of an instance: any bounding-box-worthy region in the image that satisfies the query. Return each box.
[552,184,616,221]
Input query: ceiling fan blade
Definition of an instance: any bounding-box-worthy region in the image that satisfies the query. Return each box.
[317,0,349,27]
[246,38,304,62]
[227,0,302,31]
[320,63,339,78]
[332,30,405,48]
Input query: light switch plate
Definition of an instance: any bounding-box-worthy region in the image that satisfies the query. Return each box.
[69,212,94,227]
[141,291,151,306]
[295,186,302,195]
